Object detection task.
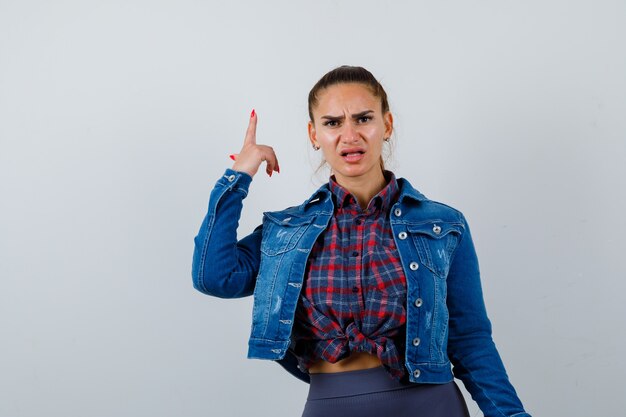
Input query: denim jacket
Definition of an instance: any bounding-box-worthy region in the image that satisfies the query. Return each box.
[192,168,532,417]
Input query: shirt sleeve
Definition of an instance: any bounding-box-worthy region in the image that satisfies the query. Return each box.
[446,213,532,417]
[191,168,263,298]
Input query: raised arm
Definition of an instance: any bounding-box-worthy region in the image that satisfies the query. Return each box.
[191,109,280,298]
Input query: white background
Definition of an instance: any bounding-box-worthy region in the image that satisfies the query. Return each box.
[1,1,625,416]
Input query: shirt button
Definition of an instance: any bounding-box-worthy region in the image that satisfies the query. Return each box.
[433,224,441,234]
[412,337,421,346]
[409,261,419,270]
[352,286,359,293]
[351,251,359,257]
[398,231,407,240]
[413,369,421,378]
[394,208,402,217]
[355,218,362,225]
[227,174,236,182]
[414,298,423,307]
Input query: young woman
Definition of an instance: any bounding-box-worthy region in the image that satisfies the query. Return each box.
[192,66,532,417]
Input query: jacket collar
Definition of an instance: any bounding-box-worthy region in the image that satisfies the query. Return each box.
[396,177,428,203]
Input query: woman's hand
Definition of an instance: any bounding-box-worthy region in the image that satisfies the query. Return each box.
[231,109,280,178]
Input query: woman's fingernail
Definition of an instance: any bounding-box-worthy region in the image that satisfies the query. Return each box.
[251,109,255,118]
[229,154,236,161]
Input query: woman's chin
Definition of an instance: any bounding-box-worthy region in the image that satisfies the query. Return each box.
[332,165,382,182]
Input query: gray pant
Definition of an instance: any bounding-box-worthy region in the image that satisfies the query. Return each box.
[301,366,470,417]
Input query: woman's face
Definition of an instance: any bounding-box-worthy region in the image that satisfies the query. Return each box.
[308,82,393,184]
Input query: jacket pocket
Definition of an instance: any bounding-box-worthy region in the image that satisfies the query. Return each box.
[407,221,463,278]
[260,213,314,256]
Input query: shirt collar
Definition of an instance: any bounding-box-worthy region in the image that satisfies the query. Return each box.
[328,170,400,212]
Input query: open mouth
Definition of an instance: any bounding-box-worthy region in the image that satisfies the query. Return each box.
[340,149,365,162]
[340,150,365,157]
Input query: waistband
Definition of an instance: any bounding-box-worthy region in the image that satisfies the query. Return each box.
[307,366,414,400]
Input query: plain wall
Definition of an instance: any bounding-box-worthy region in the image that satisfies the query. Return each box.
[1,1,625,416]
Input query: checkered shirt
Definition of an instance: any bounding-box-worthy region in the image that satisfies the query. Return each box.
[292,171,407,380]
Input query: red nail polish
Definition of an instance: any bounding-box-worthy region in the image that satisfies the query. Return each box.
[251,109,255,118]
[229,154,236,161]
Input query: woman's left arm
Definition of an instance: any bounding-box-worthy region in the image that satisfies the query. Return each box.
[446,213,532,417]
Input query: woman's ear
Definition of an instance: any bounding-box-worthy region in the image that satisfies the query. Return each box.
[308,120,318,148]
[384,112,394,138]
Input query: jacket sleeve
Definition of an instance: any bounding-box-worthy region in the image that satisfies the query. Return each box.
[191,168,262,298]
[446,213,532,417]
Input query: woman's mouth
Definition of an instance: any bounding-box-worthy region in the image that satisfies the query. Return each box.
[340,150,365,162]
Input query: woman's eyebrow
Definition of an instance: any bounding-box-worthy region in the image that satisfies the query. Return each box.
[321,110,374,120]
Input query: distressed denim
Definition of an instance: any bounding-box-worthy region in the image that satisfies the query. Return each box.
[192,168,532,417]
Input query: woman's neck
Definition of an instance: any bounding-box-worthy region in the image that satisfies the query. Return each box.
[333,169,388,210]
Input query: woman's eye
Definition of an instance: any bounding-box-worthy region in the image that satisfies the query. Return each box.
[358,116,372,123]
[324,120,339,127]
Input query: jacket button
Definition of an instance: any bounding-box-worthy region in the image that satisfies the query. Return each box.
[227,174,236,182]
[398,232,407,240]
[412,337,421,346]
[433,224,441,234]
[394,208,402,217]
[414,298,423,307]
[409,261,419,270]
[413,369,421,378]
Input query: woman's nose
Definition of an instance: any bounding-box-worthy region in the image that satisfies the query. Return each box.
[340,121,359,142]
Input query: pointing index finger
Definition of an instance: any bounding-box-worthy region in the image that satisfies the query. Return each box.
[244,109,257,145]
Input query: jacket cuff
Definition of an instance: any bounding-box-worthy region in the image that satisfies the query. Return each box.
[216,168,253,195]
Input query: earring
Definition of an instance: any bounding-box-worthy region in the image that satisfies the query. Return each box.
[312,144,320,150]
[384,137,390,142]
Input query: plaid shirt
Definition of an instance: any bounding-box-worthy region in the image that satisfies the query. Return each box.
[292,171,407,380]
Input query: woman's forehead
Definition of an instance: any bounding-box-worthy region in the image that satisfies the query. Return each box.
[315,83,380,111]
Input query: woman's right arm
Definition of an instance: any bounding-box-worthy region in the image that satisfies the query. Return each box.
[192,168,261,298]
[191,109,279,298]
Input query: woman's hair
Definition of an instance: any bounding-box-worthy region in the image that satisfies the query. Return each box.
[308,65,390,122]
[308,65,393,172]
